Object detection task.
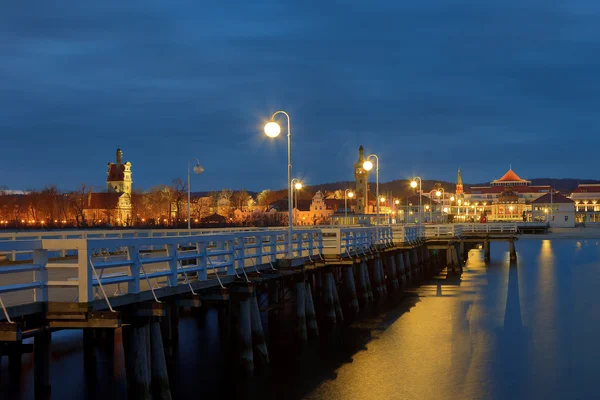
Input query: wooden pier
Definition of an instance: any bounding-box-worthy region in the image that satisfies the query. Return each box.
[0,223,532,398]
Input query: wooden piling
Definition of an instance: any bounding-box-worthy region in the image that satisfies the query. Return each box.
[484,241,491,262]
[331,272,344,323]
[34,329,52,400]
[305,282,319,338]
[150,322,172,400]
[356,259,369,304]
[394,251,406,287]
[295,279,308,343]
[372,256,384,298]
[83,329,97,378]
[363,260,374,302]
[411,248,419,278]
[237,297,254,373]
[343,262,360,314]
[404,251,412,283]
[8,341,22,381]
[250,294,270,364]
[323,272,337,325]
[123,325,152,400]
[385,253,399,290]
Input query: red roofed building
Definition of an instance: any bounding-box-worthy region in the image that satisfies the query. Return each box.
[528,192,575,227]
[464,168,551,221]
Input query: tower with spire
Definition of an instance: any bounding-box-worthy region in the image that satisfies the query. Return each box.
[107,147,132,194]
[354,145,370,214]
[456,167,463,196]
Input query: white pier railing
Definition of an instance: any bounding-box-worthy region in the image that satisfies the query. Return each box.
[0,225,424,319]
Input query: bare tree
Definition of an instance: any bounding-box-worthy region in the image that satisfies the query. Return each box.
[69,184,90,227]
[171,178,187,221]
[231,189,250,211]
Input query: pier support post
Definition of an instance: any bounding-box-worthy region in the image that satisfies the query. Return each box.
[305,281,319,338]
[484,241,491,262]
[83,329,97,378]
[404,251,412,283]
[295,278,308,343]
[356,259,369,305]
[314,272,323,302]
[509,240,517,263]
[123,325,152,400]
[150,322,172,400]
[372,256,384,298]
[453,244,463,273]
[331,271,344,323]
[250,294,270,364]
[8,341,22,381]
[385,252,399,291]
[237,297,254,373]
[394,251,406,287]
[34,329,52,400]
[343,262,360,315]
[411,248,419,279]
[323,272,337,325]
[446,247,453,271]
[364,259,374,302]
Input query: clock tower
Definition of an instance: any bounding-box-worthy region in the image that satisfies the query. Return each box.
[354,145,370,214]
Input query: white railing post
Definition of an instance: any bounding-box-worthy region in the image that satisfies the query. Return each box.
[166,244,178,287]
[255,234,263,265]
[235,238,245,272]
[10,236,16,262]
[127,245,141,294]
[196,241,207,281]
[77,242,93,303]
[226,239,235,276]
[33,249,48,302]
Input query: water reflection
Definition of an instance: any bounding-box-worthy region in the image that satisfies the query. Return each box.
[2,240,600,400]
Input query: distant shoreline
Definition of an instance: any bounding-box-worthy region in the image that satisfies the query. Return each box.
[521,227,600,240]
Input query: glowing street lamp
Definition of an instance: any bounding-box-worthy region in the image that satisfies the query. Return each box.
[188,158,204,230]
[264,110,294,258]
[363,154,380,244]
[411,177,422,224]
[344,189,354,224]
[436,187,445,223]
[291,178,303,224]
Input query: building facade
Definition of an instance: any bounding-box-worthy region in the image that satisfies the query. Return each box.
[528,192,575,227]
[569,184,600,223]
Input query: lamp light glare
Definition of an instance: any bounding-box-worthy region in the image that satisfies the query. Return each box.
[264,121,281,138]
[363,160,373,171]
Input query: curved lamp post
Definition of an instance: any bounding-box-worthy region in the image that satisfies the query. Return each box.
[344,189,354,225]
[291,178,302,225]
[264,111,294,258]
[362,154,379,244]
[188,158,204,230]
[436,187,445,223]
[410,177,422,225]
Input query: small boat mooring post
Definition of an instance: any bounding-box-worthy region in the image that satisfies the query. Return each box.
[509,239,517,263]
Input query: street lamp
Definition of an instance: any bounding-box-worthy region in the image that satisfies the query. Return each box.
[363,154,380,244]
[344,189,354,224]
[188,158,204,230]
[436,187,445,222]
[457,199,462,219]
[291,178,302,225]
[410,177,422,225]
[264,110,294,258]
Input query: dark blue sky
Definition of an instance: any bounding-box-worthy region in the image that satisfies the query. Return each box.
[1,1,599,192]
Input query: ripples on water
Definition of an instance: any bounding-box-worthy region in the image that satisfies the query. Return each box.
[1,239,599,400]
